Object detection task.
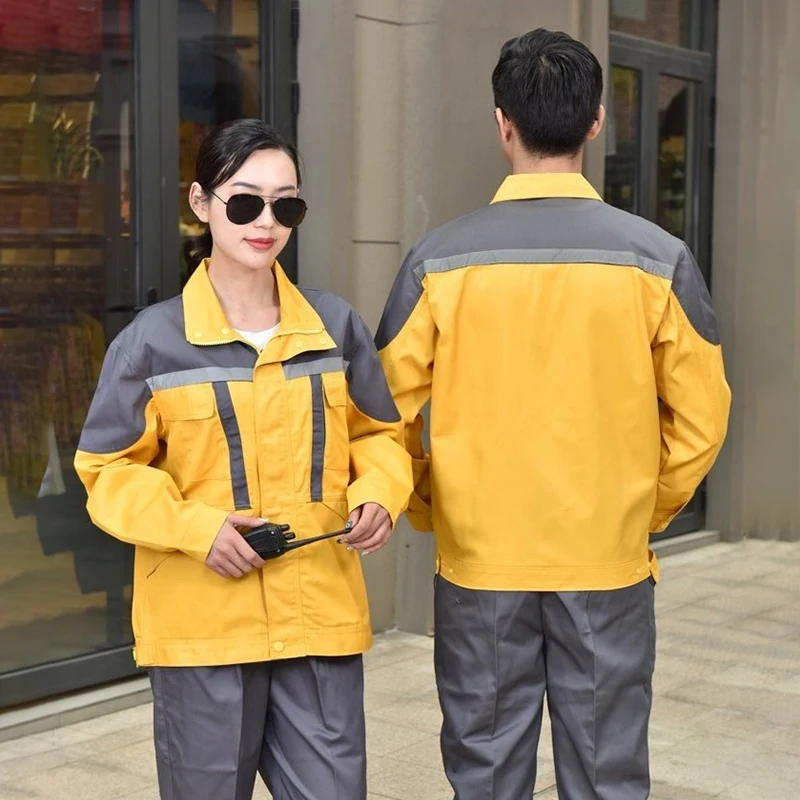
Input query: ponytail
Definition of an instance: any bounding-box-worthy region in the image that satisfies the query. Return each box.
[183,229,213,275]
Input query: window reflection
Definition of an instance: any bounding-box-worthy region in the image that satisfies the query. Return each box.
[0,0,136,679]
[605,66,641,215]
[178,0,262,284]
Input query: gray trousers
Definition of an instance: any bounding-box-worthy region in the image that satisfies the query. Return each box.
[149,655,366,800]
[434,575,656,800]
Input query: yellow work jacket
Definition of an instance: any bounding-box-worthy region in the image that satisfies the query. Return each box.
[376,173,731,591]
[75,261,412,667]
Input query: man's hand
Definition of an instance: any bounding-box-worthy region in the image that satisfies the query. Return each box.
[339,503,393,554]
[205,514,266,578]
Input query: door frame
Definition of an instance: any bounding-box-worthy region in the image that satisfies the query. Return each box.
[608,27,716,540]
[609,34,715,278]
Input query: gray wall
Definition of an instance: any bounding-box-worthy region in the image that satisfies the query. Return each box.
[707,0,800,542]
[298,0,611,632]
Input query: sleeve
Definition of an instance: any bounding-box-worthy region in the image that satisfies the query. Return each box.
[74,342,229,561]
[374,248,437,532]
[344,314,413,525]
[650,246,732,533]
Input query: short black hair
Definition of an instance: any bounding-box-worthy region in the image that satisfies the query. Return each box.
[492,28,603,157]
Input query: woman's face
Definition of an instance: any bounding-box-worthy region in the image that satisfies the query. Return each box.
[190,148,299,272]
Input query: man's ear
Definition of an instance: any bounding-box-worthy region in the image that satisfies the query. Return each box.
[495,107,514,145]
[587,104,606,142]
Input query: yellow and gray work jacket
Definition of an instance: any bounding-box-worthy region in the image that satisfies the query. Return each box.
[376,173,731,592]
[75,260,412,667]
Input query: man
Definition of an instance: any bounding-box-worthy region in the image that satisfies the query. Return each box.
[376,28,730,800]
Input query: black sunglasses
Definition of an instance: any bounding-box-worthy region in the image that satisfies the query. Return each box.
[211,192,307,228]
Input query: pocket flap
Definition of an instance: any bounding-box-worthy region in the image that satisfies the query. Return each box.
[321,372,348,408]
[156,384,216,420]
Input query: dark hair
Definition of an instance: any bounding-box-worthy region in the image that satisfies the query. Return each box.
[183,119,302,273]
[491,28,603,157]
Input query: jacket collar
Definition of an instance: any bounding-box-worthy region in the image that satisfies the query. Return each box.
[491,172,602,204]
[182,260,336,360]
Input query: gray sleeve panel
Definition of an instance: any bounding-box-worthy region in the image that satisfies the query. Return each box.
[346,313,402,424]
[671,246,720,345]
[374,245,424,351]
[78,343,153,455]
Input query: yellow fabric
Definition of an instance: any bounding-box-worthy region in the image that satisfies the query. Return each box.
[379,173,731,592]
[75,262,412,667]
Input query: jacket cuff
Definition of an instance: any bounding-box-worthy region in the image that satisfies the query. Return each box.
[347,479,405,526]
[182,505,230,562]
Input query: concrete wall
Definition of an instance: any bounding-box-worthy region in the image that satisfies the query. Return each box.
[298,0,611,631]
[707,0,800,542]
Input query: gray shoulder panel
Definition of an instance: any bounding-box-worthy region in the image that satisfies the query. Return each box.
[78,343,153,454]
[672,247,720,345]
[374,245,425,351]
[298,288,401,423]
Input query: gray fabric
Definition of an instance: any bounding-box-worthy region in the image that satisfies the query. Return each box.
[434,575,656,800]
[283,356,345,380]
[149,655,366,800]
[146,367,253,392]
[345,314,402,423]
[415,248,676,281]
[310,374,325,502]
[117,296,259,380]
[375,194,698,352]
[672,246,720,345]
[374,245,425,351]
[212,382,250,510]
[288,287,401,423]
[150,664,268,800]
[260,655,366,800]
[78,343,152,454]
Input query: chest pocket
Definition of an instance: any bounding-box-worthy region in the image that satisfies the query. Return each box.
[155,384,229,482]
[309,370,350,500]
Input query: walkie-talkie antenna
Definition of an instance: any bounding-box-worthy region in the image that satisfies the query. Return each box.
[283,522,354,552]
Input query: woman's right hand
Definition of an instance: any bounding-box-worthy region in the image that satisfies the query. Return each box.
[205,514,266,578]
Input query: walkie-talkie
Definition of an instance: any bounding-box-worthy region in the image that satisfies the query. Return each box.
[242,520,354,560]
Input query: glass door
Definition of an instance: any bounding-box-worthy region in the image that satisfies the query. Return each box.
[605,20,715,537]
[0,0,139,707]
[0,0,297,710]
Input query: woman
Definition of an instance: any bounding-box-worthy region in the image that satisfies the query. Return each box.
[75,119,412,800]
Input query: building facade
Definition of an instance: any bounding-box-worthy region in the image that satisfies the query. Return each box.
[0,0,797,710]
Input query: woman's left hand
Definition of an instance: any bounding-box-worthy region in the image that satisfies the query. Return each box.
[340,503,393,554]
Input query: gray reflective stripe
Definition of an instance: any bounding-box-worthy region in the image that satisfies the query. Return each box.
[310,374,325,502]
[146,367,253,392]
[212,383,251,510]
[414,249,676,281]
[283,356,345,380]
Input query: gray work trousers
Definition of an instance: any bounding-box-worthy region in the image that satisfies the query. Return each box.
[149,655,366,800]
[434,575,656,800]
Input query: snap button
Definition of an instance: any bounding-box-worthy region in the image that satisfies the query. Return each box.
[295,339,303,348]
[194,330,203,338]
[273,641,285,653]
[221,327,230,335]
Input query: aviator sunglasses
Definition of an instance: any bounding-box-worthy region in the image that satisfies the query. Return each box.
[210,191,307,228]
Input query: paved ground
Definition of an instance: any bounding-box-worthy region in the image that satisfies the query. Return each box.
[0,539,798,799]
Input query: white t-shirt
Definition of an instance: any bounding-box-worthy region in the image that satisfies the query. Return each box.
[235,323,280,351]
